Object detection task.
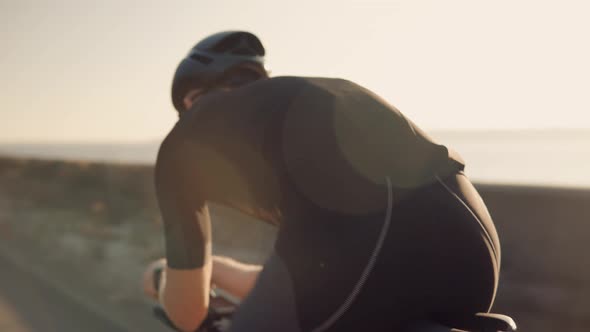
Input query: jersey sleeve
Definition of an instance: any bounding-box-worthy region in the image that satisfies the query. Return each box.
[154,127,212,269]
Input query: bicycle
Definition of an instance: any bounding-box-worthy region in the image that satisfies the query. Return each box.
[152,288,517,332]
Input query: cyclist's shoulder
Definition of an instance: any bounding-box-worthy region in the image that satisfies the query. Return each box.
[267,75,362,89]
[279,76,374,104]
[250,76,365,95]
[155,109,215,173]
[156,76,369,157]
[155,122,192,173]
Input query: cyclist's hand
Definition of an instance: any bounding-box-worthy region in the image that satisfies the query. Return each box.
[142,258,167,300]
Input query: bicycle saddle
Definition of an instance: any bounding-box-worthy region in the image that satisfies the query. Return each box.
[404,312,517,332]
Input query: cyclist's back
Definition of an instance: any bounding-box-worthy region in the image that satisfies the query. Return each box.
[164,75,464,213]
[157,76,500,331]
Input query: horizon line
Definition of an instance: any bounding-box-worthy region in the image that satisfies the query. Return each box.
[1,127,590,145]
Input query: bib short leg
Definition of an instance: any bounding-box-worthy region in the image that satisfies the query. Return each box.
[229,171,500,331]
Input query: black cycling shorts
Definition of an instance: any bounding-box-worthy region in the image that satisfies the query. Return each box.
[229,171,500,332]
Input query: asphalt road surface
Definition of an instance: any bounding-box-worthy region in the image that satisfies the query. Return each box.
[0,254,127,332]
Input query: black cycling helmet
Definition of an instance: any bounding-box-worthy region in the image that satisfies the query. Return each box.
[171,31,267,112]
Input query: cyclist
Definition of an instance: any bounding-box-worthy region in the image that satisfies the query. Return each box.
[142,31,501,332]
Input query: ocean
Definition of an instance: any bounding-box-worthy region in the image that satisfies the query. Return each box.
[430,130,590,188]
[1,130,589,188]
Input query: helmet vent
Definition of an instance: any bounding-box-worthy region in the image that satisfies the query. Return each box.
[190,54,213,65]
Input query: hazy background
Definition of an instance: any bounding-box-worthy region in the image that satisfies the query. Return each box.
[1,3,590,331]
[2,0,590,141]
[1,0,589,186]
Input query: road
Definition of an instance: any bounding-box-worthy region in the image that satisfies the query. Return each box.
[0,254,127,332]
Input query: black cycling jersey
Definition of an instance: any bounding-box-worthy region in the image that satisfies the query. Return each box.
[155,76,466,269]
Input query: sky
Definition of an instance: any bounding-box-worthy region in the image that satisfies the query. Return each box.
[1,0,589,143]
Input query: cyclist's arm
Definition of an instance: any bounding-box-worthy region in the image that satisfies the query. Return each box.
[154,131,214,332]
[158,263,211,332]
[211,255,262,300]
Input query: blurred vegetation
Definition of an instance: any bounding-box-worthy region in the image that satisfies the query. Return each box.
[0,157,160,226]
[0,156,273,331]
[0,156,274,264]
